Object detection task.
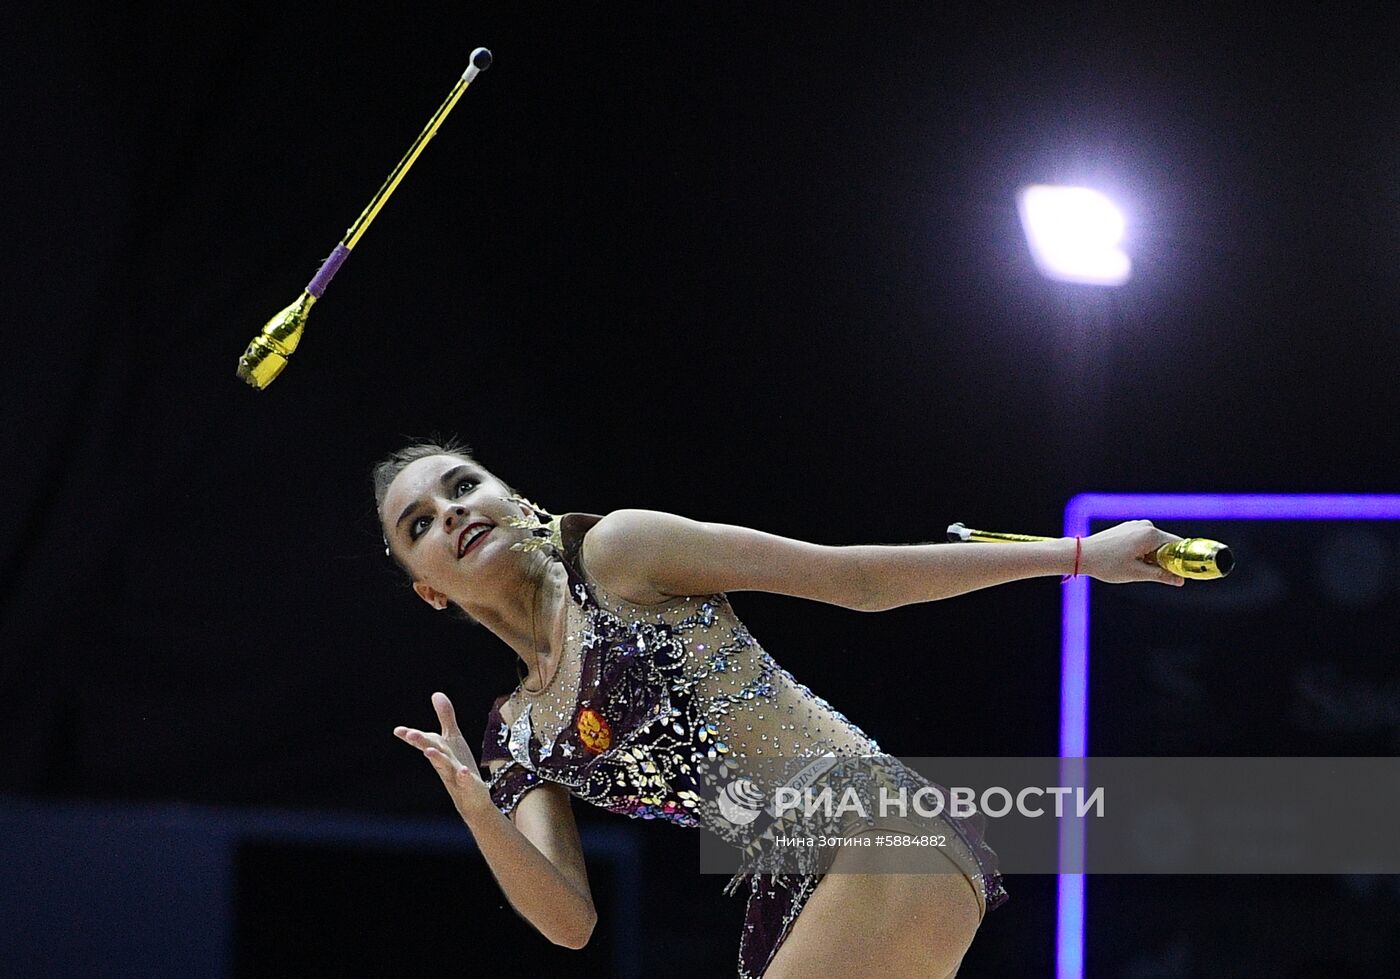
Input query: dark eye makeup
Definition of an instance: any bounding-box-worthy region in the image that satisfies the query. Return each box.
[406,476,479,542]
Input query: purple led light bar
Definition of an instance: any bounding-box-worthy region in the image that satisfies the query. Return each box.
[1056,493,1400,979]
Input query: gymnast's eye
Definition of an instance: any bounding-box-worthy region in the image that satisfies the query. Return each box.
[409,515,432,540]
[454,477,477,497]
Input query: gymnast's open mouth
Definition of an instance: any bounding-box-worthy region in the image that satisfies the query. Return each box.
[457,522,493,558]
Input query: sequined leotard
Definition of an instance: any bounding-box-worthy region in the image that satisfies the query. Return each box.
[479,514,1008,977]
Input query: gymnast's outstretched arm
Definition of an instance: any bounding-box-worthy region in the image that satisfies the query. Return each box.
[580,510,1185,612]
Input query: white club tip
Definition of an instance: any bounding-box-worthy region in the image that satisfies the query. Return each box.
[464,47,493,81]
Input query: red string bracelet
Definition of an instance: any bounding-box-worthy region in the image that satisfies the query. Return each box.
[1060,535,1082,583]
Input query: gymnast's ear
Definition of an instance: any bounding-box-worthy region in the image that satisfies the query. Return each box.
[412,581,450,611]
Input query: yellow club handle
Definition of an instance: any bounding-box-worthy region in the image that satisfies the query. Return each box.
[945,522,1234,580]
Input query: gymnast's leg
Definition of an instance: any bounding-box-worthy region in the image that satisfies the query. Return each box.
[760,831,982,978]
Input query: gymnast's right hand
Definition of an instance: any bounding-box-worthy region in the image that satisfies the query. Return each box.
[1080,519,1186,586]
[394,691,489,819]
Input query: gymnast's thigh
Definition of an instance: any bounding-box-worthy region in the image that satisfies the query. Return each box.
[759,831,981,978]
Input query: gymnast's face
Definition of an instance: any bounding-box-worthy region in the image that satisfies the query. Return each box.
[380,454,534,615]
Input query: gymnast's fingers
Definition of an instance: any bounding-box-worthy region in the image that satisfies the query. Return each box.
[432,691,461,738]
[401,727,452,756]
[393,725,425,745]
[421,745,454,772]
[1152,526,1185,548]
[1152,565,1186,587]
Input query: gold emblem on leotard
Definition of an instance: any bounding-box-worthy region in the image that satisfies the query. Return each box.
[577,708,612,753]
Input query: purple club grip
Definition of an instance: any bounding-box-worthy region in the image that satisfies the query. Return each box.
[306,243,351,298]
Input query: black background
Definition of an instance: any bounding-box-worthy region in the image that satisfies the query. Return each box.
[3,2,1397,976]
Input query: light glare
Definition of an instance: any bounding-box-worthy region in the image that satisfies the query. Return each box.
[1017,185,1131,286]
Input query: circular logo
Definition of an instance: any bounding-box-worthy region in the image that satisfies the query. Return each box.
[717,778,766,826]
[576,708,612,753]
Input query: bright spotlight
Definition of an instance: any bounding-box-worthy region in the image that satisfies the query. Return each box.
[1016,185,1131,286]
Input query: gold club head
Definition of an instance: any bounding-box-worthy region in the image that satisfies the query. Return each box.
[1155,538,1234,579]
[236,291,317,390]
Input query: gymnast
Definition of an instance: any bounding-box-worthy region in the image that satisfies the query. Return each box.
[378,438,1185,976]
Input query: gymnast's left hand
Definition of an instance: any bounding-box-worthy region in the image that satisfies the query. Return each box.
[1079,520,1187,586]
[393,692,489,818]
